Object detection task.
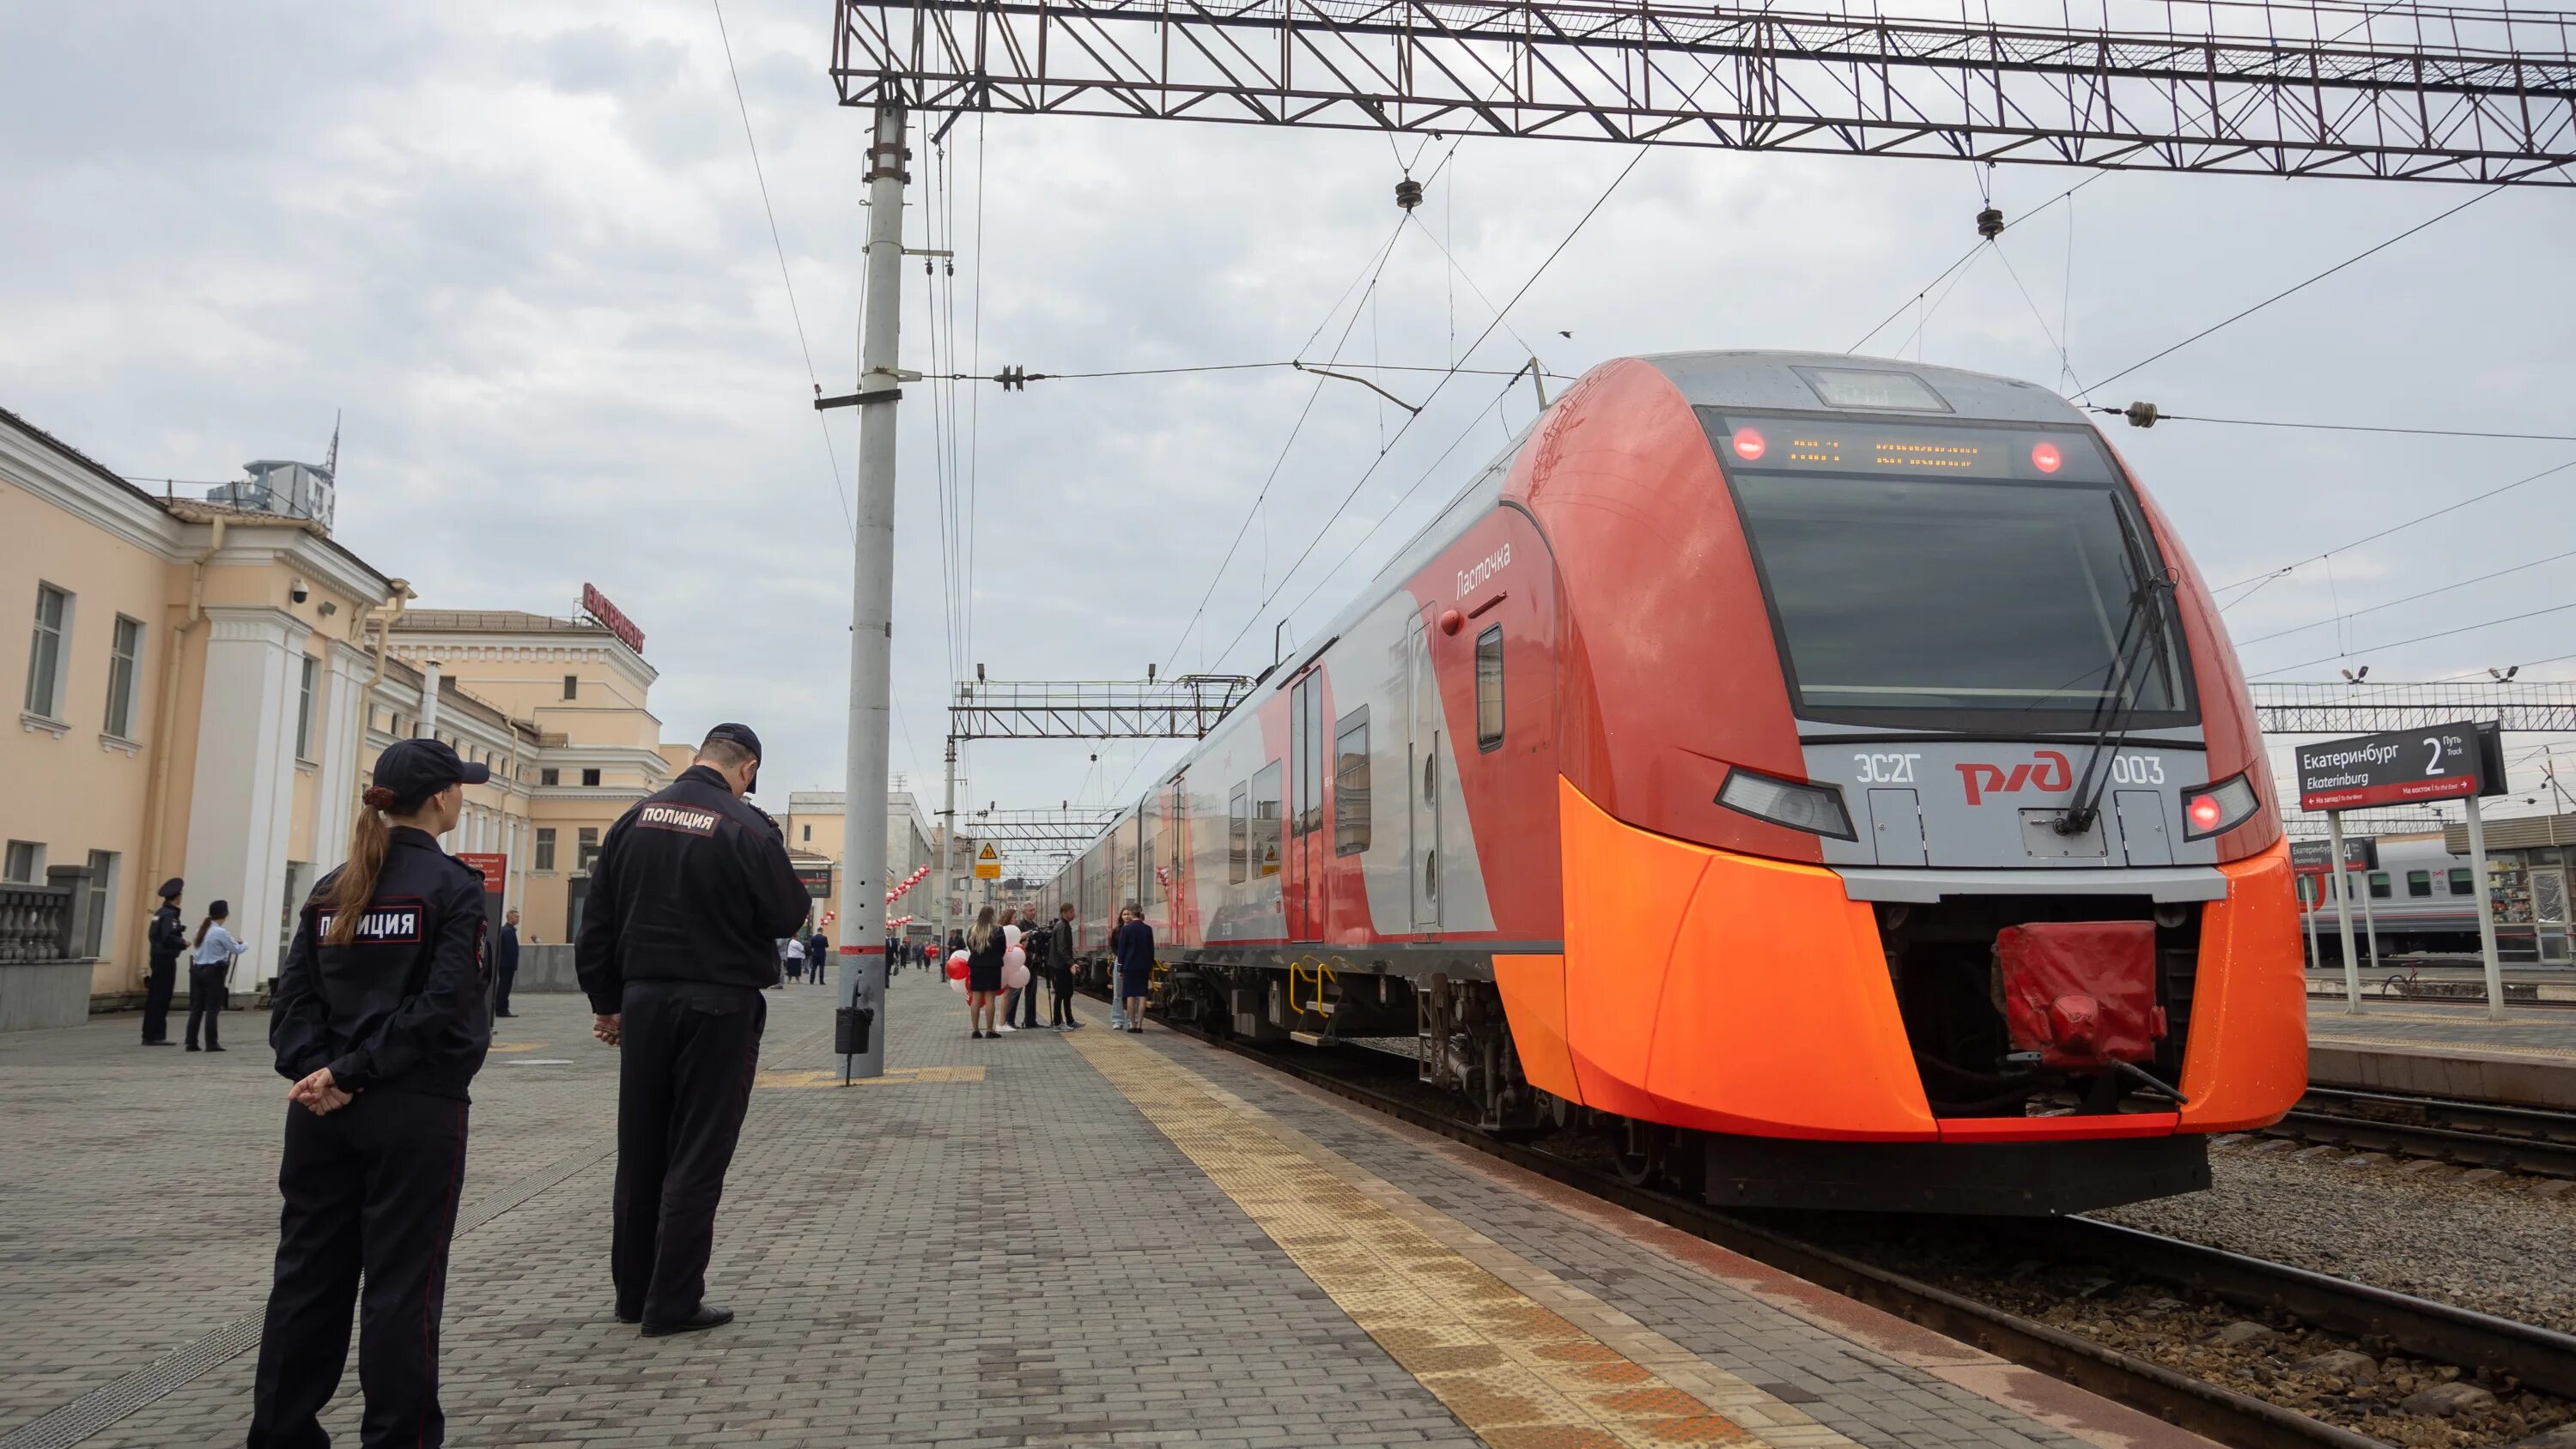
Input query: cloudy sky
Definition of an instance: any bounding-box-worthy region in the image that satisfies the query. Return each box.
[5,2,2572,869]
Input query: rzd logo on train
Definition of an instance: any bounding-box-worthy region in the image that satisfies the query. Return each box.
[1955,750,2074,805]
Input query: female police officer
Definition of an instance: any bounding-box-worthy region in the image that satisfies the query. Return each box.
[250,738,493,1448]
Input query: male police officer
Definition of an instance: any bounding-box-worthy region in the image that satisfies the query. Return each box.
[142,877,185,1045]
[576,723,810,1337]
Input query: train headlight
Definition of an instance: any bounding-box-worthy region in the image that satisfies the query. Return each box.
[1717,767,1856,840]
[2180,773,2260,840]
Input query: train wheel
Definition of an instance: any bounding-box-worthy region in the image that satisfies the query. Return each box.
[1613,1119,1665,1188]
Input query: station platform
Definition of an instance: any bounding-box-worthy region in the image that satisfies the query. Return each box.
[0,976,2221,1449]
[2306,997,2576,1108]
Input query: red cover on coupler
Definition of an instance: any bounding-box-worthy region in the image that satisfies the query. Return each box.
[1995,921,2166,1070]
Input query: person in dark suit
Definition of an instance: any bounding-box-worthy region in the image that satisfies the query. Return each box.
[495,908,520,1018]
[809,928,831,984]
[142,877,185,1046]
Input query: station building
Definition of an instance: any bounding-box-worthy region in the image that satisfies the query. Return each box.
[1,403,688,1009]
[781,788,984,941]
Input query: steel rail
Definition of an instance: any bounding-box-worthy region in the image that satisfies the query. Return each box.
[1126,1003,2576,1447]
[2267,1086,2576,1179]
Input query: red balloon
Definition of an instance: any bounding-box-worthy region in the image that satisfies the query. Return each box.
[946,959,969,981]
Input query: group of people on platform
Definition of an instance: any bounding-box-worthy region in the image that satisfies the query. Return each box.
[775,926,832,985]
[955,900,1157,1038]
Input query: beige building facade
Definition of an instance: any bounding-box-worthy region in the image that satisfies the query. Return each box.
[2,404,683,1002]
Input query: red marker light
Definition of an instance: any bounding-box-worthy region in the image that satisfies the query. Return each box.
[2186,795,2224,832]
[2031,440,2063,474]
[1731,427,1766,462]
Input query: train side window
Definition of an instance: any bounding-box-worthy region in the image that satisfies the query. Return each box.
[1334,707,1370,856]
[2407,870,2432,897]
[2449,867,2475,894]
[1474,626,1504,752]
[2367,871,2391,900]
[1228,785,1249,884]
[1252,761,1283,878]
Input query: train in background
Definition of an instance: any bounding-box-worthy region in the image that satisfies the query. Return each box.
[1047,350,2306,1216]
[2294,832,2556,961]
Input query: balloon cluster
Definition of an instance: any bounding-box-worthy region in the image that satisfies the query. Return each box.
[885,863,933,904]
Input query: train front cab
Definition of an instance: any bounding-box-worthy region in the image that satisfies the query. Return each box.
[1503,352,2306,1216]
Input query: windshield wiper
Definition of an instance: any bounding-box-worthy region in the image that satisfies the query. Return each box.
[2055,542,2178,837]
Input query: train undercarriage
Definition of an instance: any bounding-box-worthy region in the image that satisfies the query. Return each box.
[1106,938,2210,1217]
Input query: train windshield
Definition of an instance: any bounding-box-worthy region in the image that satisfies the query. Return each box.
[1704,412,2194,732]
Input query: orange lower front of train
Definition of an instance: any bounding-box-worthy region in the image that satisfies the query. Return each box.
[1489,778,2308,1212]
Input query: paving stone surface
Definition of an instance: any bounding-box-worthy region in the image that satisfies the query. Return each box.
[3,975,2202,1448]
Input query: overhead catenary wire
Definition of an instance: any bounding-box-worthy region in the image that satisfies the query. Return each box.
[2233,545,2576,648]
[708,0,855,539]
[1847,172,2109,356]
[2215,455,2576,605]
[2247,598,2576,679]
[2095,410,2576,444]
[2081,180,2531,395]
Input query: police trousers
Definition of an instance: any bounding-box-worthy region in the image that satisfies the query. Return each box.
[249,1092,471,1449]
[141,959,178,1041]
[613,980,766,1325]
[186,964,228,1048]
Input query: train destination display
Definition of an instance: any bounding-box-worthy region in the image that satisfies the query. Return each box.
[2294,719,2506,813]
[1704,413,2110,484]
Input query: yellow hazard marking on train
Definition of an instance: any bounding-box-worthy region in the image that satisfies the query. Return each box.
[2312,1034,2576,1061]
[1068,1022,1861,1449]
[754,1064,989,1089]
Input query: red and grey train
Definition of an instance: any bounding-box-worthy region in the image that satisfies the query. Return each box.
[1050,350,2305,1214]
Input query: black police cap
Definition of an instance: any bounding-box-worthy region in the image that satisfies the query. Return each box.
[703,722,763,760]
[158,877,184,900]
[371,738,490,804]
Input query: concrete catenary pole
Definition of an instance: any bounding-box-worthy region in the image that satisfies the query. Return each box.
[2464,795,2508,1022]
[937,733,957,953]
[835,100,908,1081]
[2327,812,2363,1014]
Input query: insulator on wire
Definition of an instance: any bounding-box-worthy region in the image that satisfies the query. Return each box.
[1395,177,1425,211]
[1976,205,2005,239]
[2124,401,2160,428]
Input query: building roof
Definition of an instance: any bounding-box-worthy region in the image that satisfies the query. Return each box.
[392,609,617,637]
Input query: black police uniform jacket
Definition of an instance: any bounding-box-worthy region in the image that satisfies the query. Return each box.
[148,903,187,968]
[270,827,494,1100]
[574,765,814,1012]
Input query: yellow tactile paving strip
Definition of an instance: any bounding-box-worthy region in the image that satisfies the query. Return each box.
[2309,1033,2576,1061]
[1070,1026,1868,1449]
[754,1064,988,1089]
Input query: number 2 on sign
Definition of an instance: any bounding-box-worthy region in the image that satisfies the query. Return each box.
[2424,736,2448,777]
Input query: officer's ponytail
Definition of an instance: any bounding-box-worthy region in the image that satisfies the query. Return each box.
[324,785,401,947]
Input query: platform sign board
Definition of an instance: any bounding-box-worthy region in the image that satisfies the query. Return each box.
[974,842,1001,880]
[793,863,834,897]
[2293,720,2506,812]
[455,852,507,893]
[2288,838,2377,874]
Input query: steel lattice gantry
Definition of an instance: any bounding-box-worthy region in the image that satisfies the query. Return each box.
[949,675,1255,740]
[2250,681,2576,733]
[834,0,2576,183]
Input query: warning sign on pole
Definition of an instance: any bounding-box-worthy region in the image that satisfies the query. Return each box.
[975,841,1001,880]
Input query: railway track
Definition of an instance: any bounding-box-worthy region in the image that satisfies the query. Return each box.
[2264,1088,2576,1180]
[1139,1010,2576,1449]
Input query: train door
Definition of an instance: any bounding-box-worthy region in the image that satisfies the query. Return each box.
[1405,615,1441,932]
[1162,773,1188,944]
[2534,865,2570,965]
[1287,669,1326,941]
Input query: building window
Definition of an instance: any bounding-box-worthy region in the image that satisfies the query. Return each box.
[802,824,812,843]
[1474,626,1504,752]
[2449,867,2475,894]
[2367,871,2391,900]
[563,674,579,700]
[581,767,601,787]
[2407,870,2432,897]
[295,655,320,761]
[25,583,70,719]
[83,850,118,957]
[1334,707,1370,856]
[3,840,43,883]
[1251,761,1283,878]
[103,616,143,739]
[577,828,600,872]
[1228,784,1249,883]
[539,767,560,786]
[534,828,556,871]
